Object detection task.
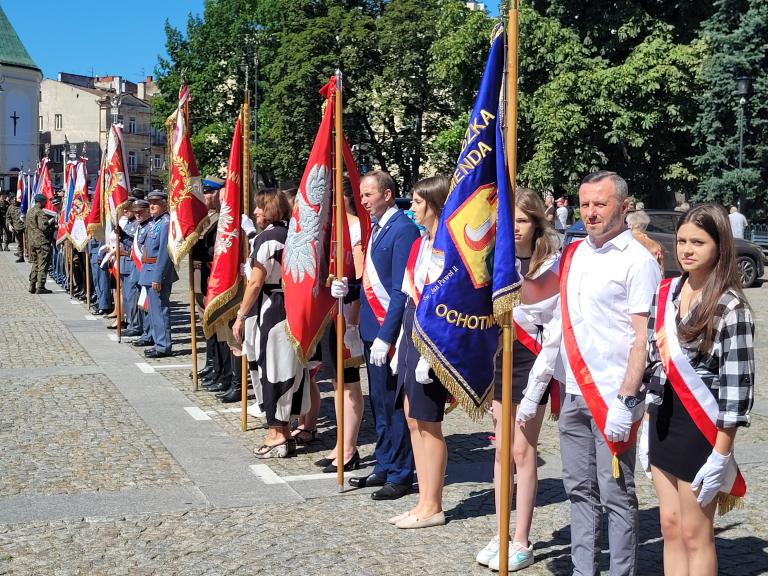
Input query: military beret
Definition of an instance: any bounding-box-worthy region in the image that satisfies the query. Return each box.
[132,199,150,209]
[34,194,46,203]
[203,176,225,192]
[147,189,168,201]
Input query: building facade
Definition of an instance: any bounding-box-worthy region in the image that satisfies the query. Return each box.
[0,6,42,194]
[39,74,166,192]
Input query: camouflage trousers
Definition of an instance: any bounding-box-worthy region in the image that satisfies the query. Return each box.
[28,243,51,289]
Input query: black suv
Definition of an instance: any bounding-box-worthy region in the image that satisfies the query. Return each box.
[563,210,765,287]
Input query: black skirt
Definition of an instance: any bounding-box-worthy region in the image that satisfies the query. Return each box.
[493,340,549,405]
[396,301,448,422]
[649,384,712,483]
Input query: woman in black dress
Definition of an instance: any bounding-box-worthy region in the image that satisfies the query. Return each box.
[388,176,449,529]
[643,204,754,575]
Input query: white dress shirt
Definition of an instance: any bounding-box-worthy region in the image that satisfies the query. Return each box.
[560,229,661,399]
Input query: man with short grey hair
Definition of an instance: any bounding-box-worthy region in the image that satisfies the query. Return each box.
[555,170,661,575]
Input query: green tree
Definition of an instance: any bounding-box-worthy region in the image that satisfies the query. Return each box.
[692,0,768,217]
[154,0,259,178]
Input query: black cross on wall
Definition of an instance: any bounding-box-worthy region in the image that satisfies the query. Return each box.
[10,111,19,137]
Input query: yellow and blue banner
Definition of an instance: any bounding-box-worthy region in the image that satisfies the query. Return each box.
[413,25,520,419]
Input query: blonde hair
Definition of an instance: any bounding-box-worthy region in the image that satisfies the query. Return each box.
[515,188,561,278]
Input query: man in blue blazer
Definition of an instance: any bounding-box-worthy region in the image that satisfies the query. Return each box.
[138,190,177,358]
[348,170,420,500]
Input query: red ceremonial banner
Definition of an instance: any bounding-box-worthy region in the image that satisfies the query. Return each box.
[86,166,103,236]
[168,84,209,266]
[105,124,131,222]
[38,159,55,215]
[68,159,91,251]
[282,77,370,363]
[202,116,243,338]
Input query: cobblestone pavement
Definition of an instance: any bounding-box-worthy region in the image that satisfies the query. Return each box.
[0,247,767,575]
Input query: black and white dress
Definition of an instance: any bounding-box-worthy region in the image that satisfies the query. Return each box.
[243,222,310,427]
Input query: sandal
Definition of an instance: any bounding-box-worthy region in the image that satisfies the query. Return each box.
[253,439,296,459]
[291,427,318,445]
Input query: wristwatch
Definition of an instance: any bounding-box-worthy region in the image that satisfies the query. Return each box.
[617,393,644,409]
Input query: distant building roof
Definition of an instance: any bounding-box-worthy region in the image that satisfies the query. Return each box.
[0,6,40,72]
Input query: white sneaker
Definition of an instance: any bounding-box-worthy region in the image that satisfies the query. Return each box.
[476,535,500,566]
[488,541,534,572]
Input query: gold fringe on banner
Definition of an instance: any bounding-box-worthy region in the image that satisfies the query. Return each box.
[612,455,620,479]
[412,320,491,422]
[170,216,210,268]
[493,286,521,322]
[717,493,744,516]
[202,276,243,339]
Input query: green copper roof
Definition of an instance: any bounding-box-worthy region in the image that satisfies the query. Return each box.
[0,5,40,71]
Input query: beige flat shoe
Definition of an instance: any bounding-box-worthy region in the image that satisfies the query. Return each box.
[387,511,411,525]
[395,511,446,529]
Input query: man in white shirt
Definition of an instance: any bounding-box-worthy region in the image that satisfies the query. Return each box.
[558,171,661,576]
[729,206,748,239]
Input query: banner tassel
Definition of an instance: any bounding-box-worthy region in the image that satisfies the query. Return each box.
[716,493,744,516]
[612,455,620,479]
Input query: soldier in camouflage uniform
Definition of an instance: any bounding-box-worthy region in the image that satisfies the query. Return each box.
[25,194,56,294]
[5,193,25,262]
[0,193,10,250]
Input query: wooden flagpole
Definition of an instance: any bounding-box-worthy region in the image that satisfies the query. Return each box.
[241,93,251,433]
[498,3,520,575]
[333,70,346,491]
[68,242,74,299]
[182,96,200,392]
[85,249,91,309]
[115,223,123,343]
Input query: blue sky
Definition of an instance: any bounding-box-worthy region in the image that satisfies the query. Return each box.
[5,1,499,82]
[4,1,205,82]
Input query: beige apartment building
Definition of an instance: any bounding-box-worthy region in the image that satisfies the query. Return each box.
[39,73,166,191]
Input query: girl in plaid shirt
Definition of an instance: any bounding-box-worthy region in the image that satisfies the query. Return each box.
[641,204,754,576]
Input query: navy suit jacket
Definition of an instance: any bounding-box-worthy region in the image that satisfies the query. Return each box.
[359,208,420,344]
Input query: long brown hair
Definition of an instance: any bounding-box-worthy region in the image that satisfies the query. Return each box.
[676,204,746,351]
[515,188,561,278]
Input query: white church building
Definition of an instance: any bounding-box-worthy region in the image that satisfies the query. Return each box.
[0,6,41,195]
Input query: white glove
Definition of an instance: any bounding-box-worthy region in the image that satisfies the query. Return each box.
[331,277,349,299]
[638,420,651,479]
[604,397,634,443]
[516,396,539,424]
[241,214,256,236]
[344,325,364,358]
[415,357,433,384]
[691,449,735,507]
[369,338,389,367]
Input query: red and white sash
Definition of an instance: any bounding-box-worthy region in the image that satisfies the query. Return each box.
[132,228,143,271]
[513,308,560,418]
[363,233,391,325]
[404,235,430,305]
[560,241,641,473]
[655,277,746,498]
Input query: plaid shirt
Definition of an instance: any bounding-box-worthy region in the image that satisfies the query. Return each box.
[645,280,755,428]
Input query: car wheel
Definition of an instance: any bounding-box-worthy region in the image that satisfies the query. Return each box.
[737,255,757,288]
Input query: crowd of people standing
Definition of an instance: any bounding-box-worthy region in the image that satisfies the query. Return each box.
[1,167,756,575]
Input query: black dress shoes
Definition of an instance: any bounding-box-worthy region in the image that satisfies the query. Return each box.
[144,349,171,358]
[132,338,154,347]
[371,483,411,501]
[121,329,141,337]
[36,287,53,294]
[205,378,232,393]
[217,386,242,403]
[348,473,386,489]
